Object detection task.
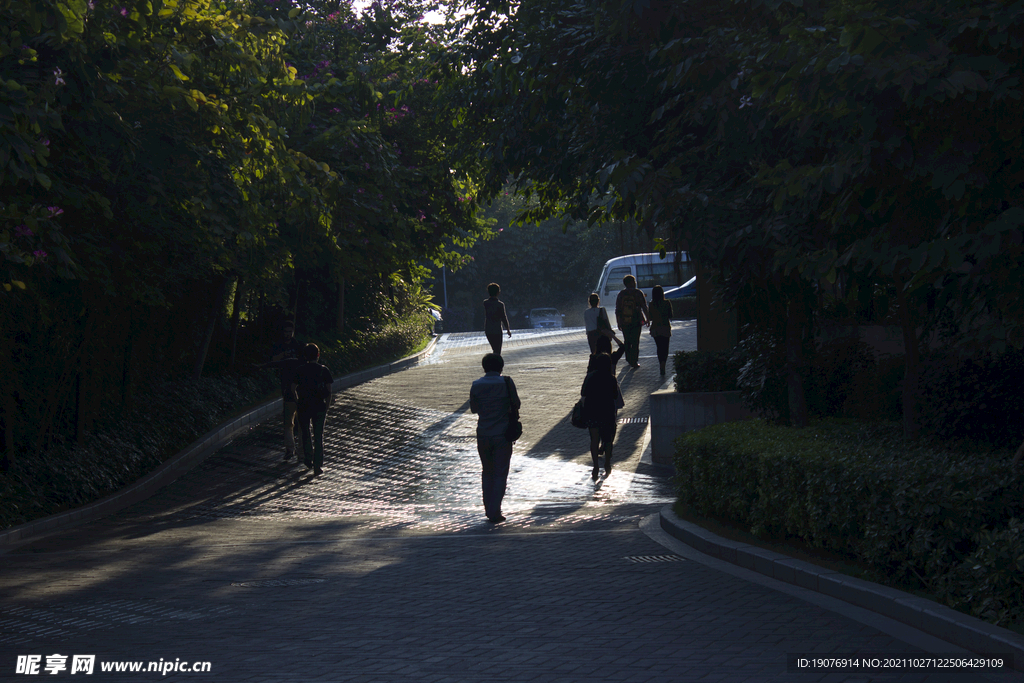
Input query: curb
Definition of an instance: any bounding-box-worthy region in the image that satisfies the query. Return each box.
[659,506,1024,673]
[0,336,440,549]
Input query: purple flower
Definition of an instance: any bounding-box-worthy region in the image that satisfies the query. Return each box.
[357,188,365,194]
[46,206,63,217]
[120,6,127,16]
[364,163,370,169]
[14,225,32,238]
[33,250,47,261]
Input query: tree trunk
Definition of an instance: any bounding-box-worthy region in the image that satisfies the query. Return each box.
[0,336,14,472]
[193,275,230,381]
[336,277,346,335]
[75,370,87,447]
[785,299,808,428]
[289,270,303,334]
[121,306,135,416]
[1,387,14,473]
[229,276,246,369]
[895,277,920,440]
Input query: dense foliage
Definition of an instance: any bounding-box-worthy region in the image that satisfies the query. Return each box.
[674,419,1024,628]
[1,0,488,471]
[452,0,1024,440]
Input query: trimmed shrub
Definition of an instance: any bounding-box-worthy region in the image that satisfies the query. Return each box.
[673,350,743,393]
[673,418,1024,628]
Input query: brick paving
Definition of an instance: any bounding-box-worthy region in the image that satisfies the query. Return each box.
[1,323,1020,682]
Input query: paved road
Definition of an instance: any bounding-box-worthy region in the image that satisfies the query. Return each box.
[1,323,1020,682]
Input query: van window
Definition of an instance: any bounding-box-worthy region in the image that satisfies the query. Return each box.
[636,262,693,289]
[603,267,633,294]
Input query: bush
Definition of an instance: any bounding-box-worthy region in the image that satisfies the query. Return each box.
[670,296,697,320]
[0,312,433,531]
[916,348,1024,449]
[674,350,743,392]
[733,327,786,421]
[673,418,1024,628]
[732,329,903,425]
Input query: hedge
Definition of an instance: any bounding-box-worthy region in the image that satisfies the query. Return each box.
[674,418,1024,628]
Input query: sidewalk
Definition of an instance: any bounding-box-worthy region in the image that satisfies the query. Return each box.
[1,323,1021,682]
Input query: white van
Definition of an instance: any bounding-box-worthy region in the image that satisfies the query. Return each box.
[594,252,693,328]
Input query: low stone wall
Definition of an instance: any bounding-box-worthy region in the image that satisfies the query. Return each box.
[649,390,752,466]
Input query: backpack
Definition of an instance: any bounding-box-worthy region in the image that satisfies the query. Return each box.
[618,290,639,326]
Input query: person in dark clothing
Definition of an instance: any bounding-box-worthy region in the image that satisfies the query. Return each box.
[588,333,625,375]
[292,343,334,476]
[648,285,674,375]
[615,275,649,369]
[470,353,521,523]
[483,283,512,355]
[258,320,303,460]
[581,353,621,479]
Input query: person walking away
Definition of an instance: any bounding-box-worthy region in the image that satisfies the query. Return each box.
[583,293,623,354]
[581,353,620,479]
[469,353,521,523]
[293,343,333,476]
[588,333,625,376]
[483,283,512,355]
[265,320,303,460]
[615,275,649,368]
[648,285,673,375]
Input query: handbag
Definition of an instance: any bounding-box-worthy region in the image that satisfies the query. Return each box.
[571,397,587,428]
[503,376,523,442]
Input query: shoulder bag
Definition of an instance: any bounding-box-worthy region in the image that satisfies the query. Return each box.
[503,376,523,442]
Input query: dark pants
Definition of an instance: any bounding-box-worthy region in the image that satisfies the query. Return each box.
[654,335,670,366]
[622,324,642,366]
[485,327,504,355]
[477,434,512,519]
[298,410,327,469]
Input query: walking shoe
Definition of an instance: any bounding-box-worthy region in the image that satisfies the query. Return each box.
[304,461,313,470]
[487,515,506,523]
[284,448,294,461]
[314,467,323,476]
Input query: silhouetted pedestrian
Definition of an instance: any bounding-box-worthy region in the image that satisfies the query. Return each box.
[583,293,623,353]
[581,353,621,479]
[483,283,512,355]
[470,353,521,523]
[615,275,649,368]
[258,320,303,460]
[649,285,673,375]
[293,343,333,476]
[588,333,625,376]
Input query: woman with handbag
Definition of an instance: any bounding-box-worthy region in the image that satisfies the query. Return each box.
[583,293,623,354]
[580,353,621,480]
